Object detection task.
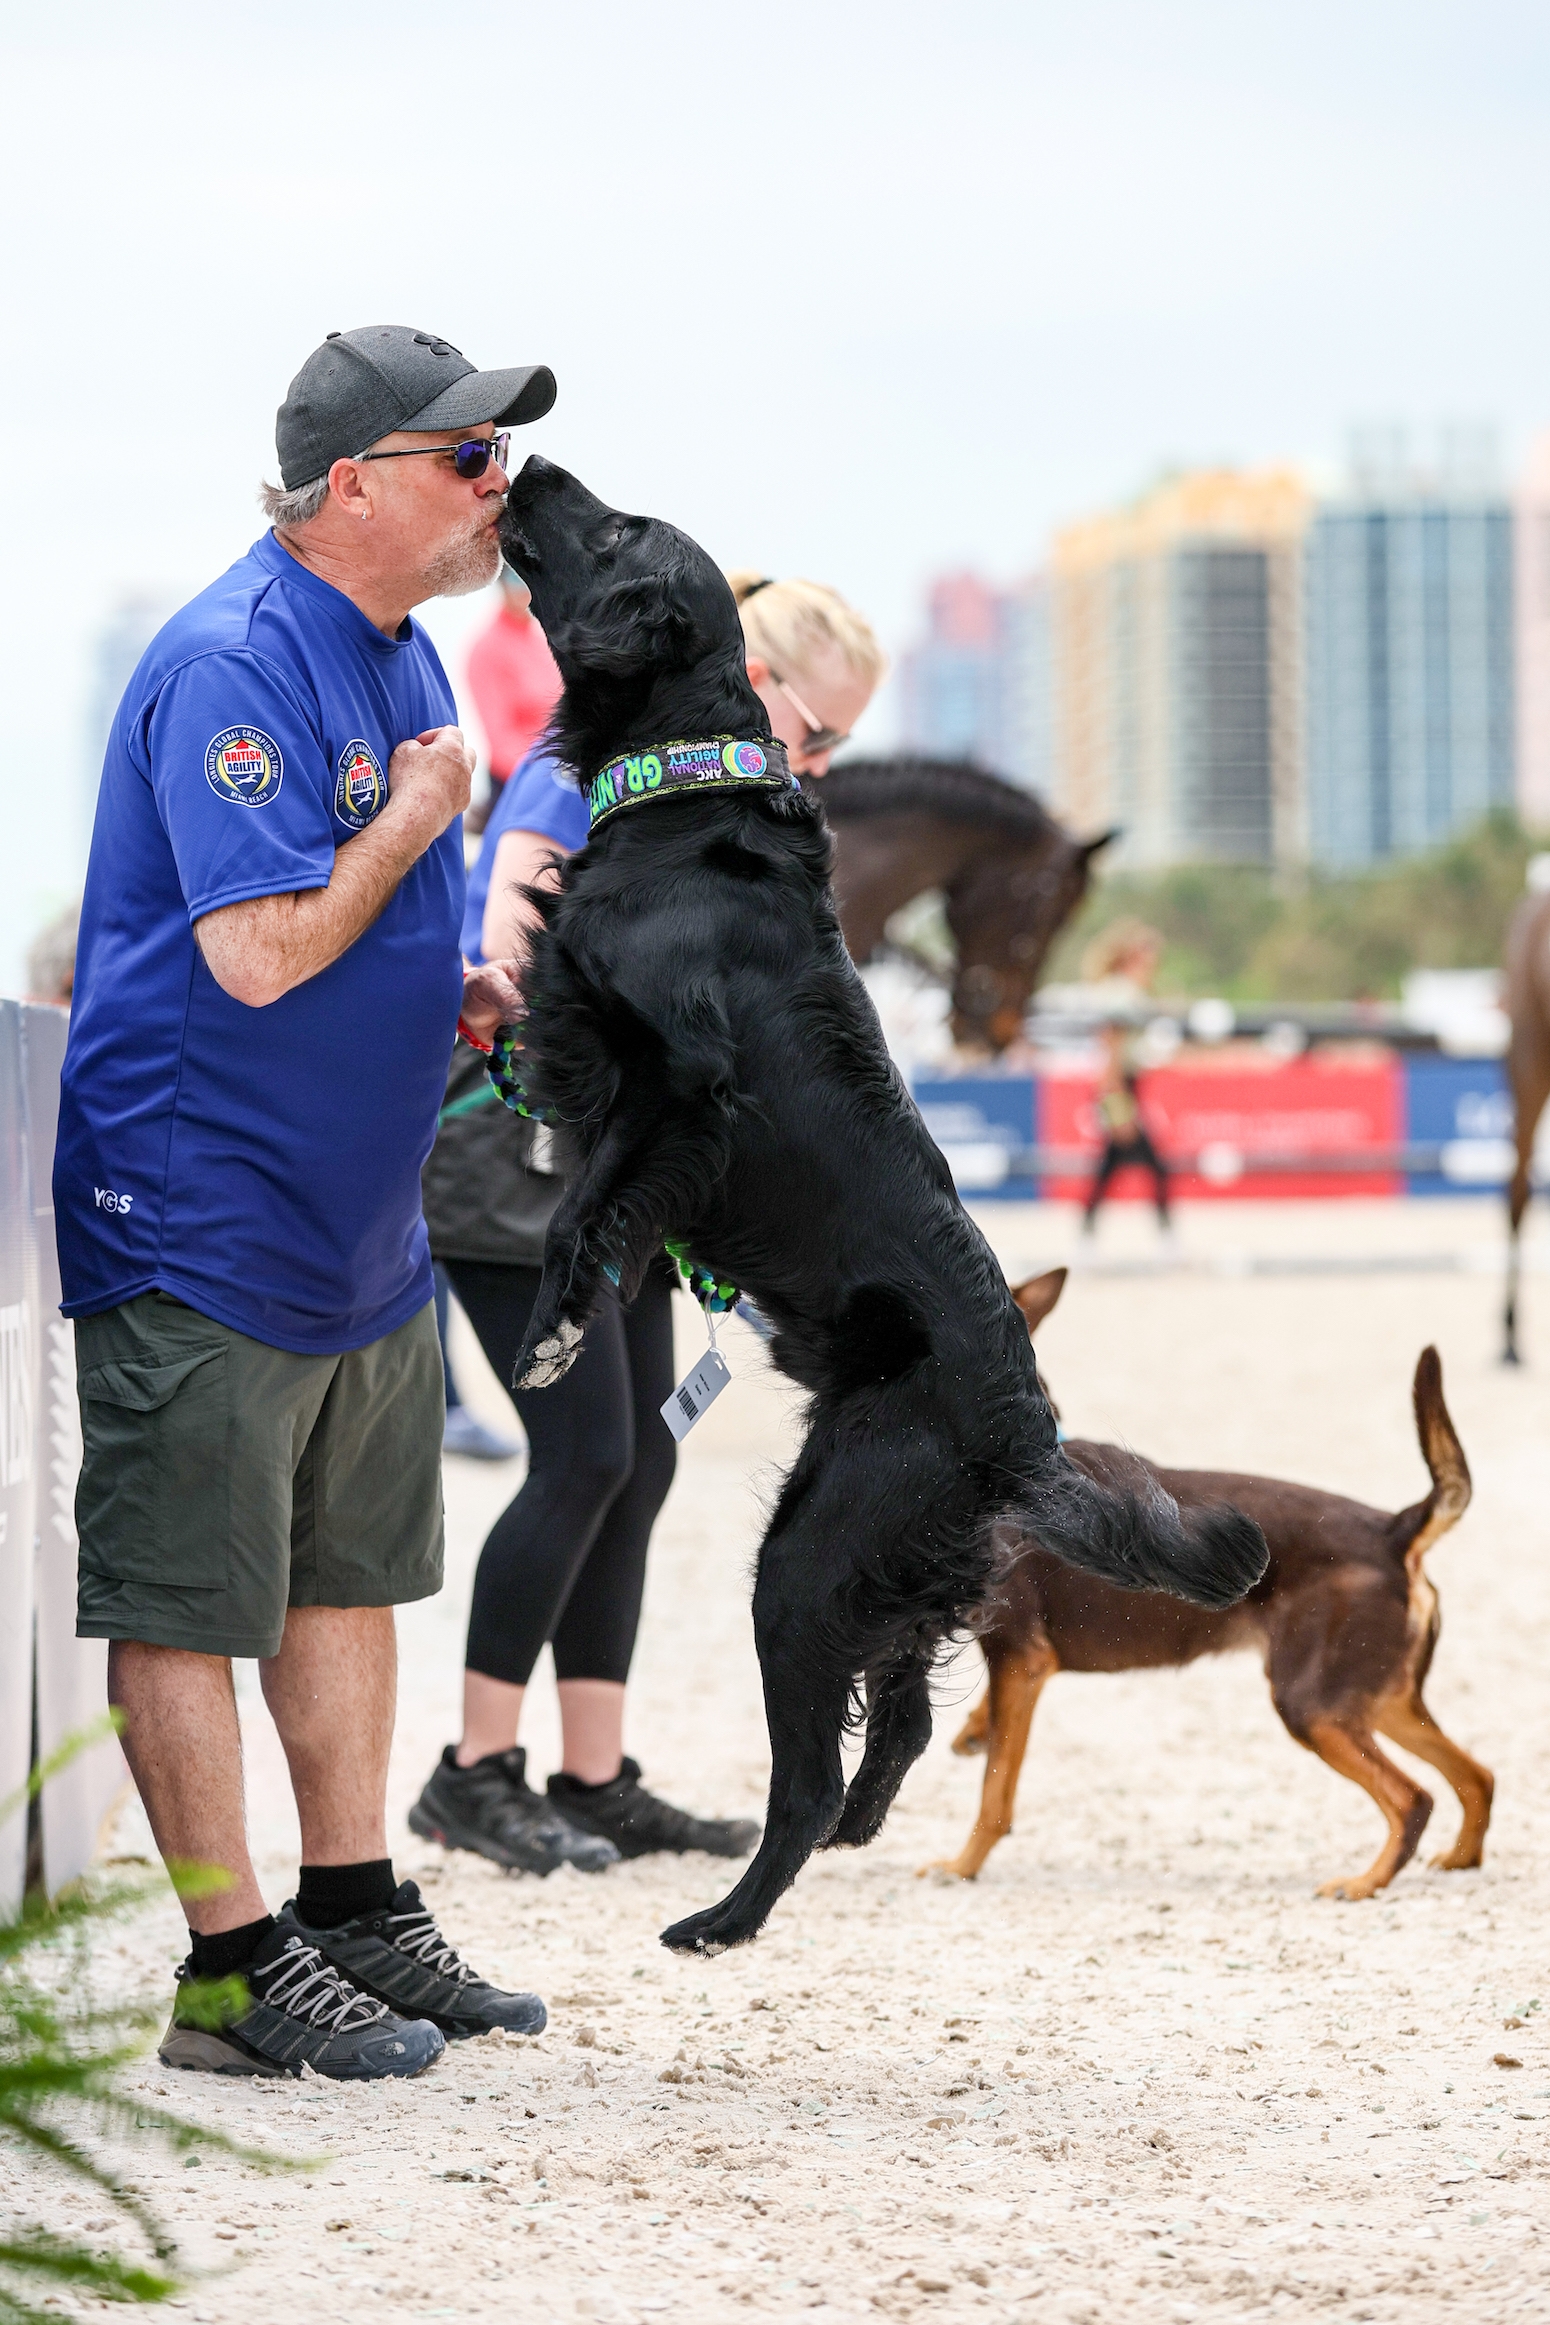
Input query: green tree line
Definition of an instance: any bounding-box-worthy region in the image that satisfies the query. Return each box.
[1046,812,1543,1002]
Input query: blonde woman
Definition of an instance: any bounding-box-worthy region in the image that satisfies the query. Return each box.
[728,570,886,780]
[412,568,886,1873]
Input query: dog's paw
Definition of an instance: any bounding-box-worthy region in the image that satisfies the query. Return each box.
[659,1906,751,1955]
[515,1318,584,1389]
[916,1857,977,1882]
[1315,1872,1381,1902]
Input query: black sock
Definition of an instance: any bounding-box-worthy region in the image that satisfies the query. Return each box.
[188,1915,275,1981]
[295,1859,398,1928]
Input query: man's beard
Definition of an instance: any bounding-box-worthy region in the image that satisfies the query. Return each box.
[421,503,505,599]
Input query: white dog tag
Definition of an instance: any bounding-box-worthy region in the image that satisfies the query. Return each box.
[661,1347,732,1441]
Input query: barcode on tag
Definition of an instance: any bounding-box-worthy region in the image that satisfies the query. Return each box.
[660,1347,732,1441]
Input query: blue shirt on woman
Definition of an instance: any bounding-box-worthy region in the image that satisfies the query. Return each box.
[460,747,588,965]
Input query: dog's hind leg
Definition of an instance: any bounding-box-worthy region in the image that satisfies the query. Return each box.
[824,1661,934,1850]
[660,1625,852,1953]
[951,1684,990,1756]
[660,1479,855,1953]
[1288,1717,1433,1900]
[920,1634,1058,1881]
[1376,1692,1494,1871]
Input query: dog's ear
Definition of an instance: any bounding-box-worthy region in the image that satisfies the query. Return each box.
[547,572,702,678]
[1009,1266,1067,1336]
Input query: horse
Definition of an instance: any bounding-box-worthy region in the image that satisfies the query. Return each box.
[817,756,1116,1052]
[1504,887,1550,1363]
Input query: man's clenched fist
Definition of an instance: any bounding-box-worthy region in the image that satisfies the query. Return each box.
[387,726,476,840]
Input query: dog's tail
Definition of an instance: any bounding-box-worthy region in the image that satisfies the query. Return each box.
[1018,1451,1268,1610]
[1394,1345,1471,1574]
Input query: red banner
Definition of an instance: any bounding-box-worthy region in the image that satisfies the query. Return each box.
[1039,1054,1405,1201]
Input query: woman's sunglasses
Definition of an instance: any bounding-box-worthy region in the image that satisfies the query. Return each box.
[769,668,850,756]
[356,431,511,481]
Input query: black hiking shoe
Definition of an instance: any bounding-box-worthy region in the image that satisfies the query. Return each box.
[294,1879,547,2039]
[409,1744,620,1876]
[157,1911,445,2081]
[547,1758,762,1861]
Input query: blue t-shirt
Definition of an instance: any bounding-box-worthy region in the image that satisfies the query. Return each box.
[55,531,465,1354]
[461,747,588,965]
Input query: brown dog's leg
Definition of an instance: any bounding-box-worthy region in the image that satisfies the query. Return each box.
[1377,1694,1495,1870]
[951,1689,991,1757]
[1302,1719,1433,1900]
[920,1640,1058,1880]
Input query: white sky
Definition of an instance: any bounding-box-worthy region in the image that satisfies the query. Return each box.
[3,0,1548,989]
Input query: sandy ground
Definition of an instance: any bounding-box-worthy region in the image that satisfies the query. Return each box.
[22,1197,1550,2323]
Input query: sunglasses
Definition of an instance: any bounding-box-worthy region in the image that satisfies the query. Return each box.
[769,667,850,756]
[356,431,511,481]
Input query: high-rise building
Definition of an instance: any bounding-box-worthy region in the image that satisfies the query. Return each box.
[897,572,1053,794]
[1516,434,1550,832]
[83,593,175,842]
[1050,470,1310,868]
[1305,452,1515,868]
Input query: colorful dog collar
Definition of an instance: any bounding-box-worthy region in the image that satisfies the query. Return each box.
[587,735,793,832]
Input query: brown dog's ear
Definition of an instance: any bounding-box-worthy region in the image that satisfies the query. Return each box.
[1009,1266,1067,1337]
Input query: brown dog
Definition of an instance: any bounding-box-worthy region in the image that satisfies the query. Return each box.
[927,1270,1493,1901]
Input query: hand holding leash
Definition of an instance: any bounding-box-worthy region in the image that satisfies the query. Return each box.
[459,958,524,1050]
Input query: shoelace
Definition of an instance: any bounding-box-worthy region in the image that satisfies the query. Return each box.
[257,1938,388,2032]
[386,1906,478,1986]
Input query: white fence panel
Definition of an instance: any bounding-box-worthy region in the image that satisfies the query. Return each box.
[0,1003,37,1916]
[22,1005,123,1890]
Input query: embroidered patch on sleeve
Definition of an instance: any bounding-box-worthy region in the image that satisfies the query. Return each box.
[205,725,284,806]
[335,739,387,829]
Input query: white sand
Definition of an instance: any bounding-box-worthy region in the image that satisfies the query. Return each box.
[32,1198,1550,2321]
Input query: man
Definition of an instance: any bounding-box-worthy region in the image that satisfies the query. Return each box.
[56,325,552,2081]
[464,562,561,833]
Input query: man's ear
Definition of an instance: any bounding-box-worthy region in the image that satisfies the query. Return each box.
[548,573,697,678]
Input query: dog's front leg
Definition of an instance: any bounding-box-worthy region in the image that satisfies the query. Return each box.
[514,1114,662,1387]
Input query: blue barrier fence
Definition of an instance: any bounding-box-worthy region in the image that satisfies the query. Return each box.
[914,1057,1516,1200]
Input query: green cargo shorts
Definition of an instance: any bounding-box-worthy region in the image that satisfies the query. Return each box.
[74,1290,445,1659]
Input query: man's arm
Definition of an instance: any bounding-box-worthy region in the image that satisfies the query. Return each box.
[195,727,474,1007]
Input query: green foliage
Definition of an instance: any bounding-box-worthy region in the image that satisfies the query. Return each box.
[0,1729,288,2320]
[1046,812,1542,1002]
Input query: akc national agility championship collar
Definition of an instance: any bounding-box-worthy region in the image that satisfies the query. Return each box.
[587,734,793,832]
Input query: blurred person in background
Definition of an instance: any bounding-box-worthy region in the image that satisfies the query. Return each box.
[411,568,886,1874]
[435,556,564,1451]
[1079,921,1173,1242]
[27,899,80,1006]
[463,561,562,834]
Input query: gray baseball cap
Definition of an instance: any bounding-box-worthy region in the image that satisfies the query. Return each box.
[276,325,556,488]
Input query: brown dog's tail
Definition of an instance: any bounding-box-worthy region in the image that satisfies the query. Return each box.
[1397,1345,1471,1574]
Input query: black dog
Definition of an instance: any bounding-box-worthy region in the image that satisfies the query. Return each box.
[498,456,1267,1953]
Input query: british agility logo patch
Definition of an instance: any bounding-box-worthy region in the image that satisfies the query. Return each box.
[335,739,387,829]
[205,725,283,807]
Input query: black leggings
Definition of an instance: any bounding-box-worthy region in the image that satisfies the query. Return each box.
[1084,1129,1171,1225]
[443,1258,678,1687]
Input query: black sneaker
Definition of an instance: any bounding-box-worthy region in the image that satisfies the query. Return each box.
[294,1879,547,2039]
[157,1911,445,2081]
[547,1758,762,1861]
[409,1744,620,1876]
